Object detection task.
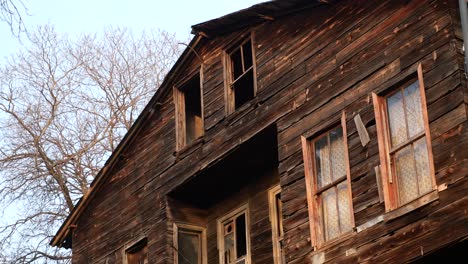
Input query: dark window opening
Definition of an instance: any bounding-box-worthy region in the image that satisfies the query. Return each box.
[176,72,203,149]
[182,74,202,144]
[234,70,254,109]
[235,213,247,258]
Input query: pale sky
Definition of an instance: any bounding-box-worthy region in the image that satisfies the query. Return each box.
[0,0,266,227]
[0,0,266,63]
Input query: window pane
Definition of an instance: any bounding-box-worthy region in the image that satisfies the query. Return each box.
[235,214,247,258]
[242,40,253,69]
[330,126,346,181]
[233,70,254,109]
[231,48,243,80]
[315,136,331,188]
[337,181,352,233]
[178,231,200,264]
[224,222,235,263]
[322,188,339,241]
[404,81,424,138]
[414,138,432,196]
[395,145,418,205]
[387,90,407,147]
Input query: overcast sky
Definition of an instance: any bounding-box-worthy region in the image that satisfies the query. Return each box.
[0,0,266,63]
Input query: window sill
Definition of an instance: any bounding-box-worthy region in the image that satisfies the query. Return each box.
[384,190,439,222]
[224,97,259,125]
[174,137,204,159]
[313,230,355,252]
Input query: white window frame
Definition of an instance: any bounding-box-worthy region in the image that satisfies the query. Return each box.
[268,185,285,264]
[217,203,251,264]
[173,222,207,264]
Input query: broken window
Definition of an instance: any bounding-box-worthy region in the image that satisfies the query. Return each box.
[373,64,436,211]
[218,205,250,264]
[175,71,203,149]
[269,185,285,264]
[126,238,148,264]
[174,223,206,264]
[301,113,354,247]
[225,37,256,113]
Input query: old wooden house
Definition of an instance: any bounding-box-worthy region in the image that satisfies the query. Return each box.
[51,0,468,263]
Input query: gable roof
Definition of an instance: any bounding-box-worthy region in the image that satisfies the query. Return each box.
[51,0,332,248]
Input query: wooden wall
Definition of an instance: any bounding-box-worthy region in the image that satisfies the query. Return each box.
[71,0,467,263]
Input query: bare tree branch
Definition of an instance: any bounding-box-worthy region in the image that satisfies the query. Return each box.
[0,24,182,263]
[0,0,27,37]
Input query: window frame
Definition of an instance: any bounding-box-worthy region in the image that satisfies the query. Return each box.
[223,33,257,114]
[301,111,355,249]
[173,222,207,264]
[268,185,285,264]
[372,63,436,212]
[124,237,148,264]
[174,68,204,151]
[217,203,251,264]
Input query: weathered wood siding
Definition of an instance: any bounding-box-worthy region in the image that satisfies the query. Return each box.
[272,0,468,263]
[71,0,467,263]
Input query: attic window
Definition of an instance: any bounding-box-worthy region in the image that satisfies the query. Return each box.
[126,238,148,264]
[174,71,204,150]
[225,36,257,113]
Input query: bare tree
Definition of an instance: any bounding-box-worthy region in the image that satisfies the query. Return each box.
[0,0,27,36]
[0,25,182,263]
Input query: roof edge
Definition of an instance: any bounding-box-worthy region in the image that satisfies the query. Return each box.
[191,0,331,37]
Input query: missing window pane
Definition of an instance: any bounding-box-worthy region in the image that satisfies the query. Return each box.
[235,214,247,258]
[233,70,254,109]
[176,72,203,148]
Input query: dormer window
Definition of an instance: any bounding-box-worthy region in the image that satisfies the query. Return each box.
[174,71,204,150]
[224,36,257,113]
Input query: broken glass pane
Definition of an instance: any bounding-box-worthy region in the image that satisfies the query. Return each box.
[315,136,331,188]
[224,222,235,263]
